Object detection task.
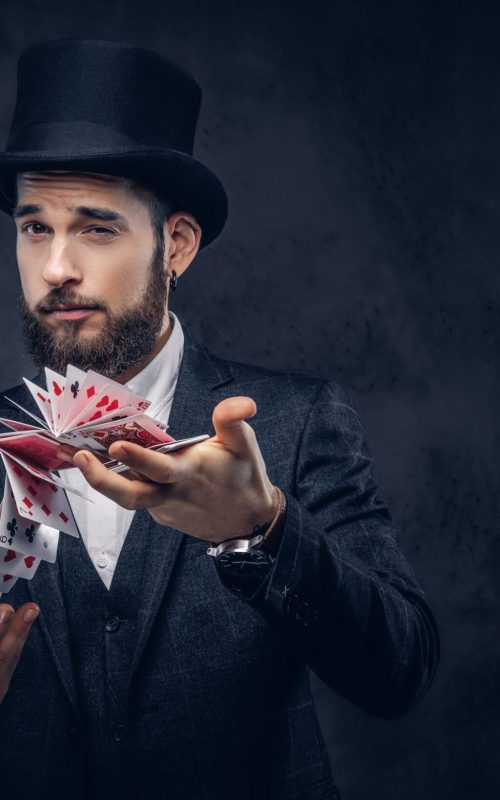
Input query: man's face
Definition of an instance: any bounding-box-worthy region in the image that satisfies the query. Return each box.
[15,171,169,378]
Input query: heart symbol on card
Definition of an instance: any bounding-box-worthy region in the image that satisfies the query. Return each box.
[96,395,110,408]
[4,549,16,562]
[3,574,13,583]
[106,399,119,412]
[52,381,63,396]
[89,411,102,422]
[24,556,36,569]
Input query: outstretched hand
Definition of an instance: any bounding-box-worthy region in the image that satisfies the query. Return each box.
[58,396,279,543]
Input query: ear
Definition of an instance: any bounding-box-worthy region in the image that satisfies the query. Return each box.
[164,212,201,279]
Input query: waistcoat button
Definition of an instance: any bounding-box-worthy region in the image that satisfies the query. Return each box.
[113,723,128,743]
[105,615,121,633]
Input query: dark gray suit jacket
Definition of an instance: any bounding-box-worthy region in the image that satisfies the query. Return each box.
[0,327,438,799]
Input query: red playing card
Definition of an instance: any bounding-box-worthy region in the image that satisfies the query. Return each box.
[0,432,69,471]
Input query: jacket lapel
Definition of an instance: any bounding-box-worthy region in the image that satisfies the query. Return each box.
[27,559,80,718]
[121,326,236,691]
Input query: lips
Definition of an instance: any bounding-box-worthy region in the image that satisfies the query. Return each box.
[43,306,101,320]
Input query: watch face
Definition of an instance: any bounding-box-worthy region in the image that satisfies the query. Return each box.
[218,549,271,572]
[216,549,274,598]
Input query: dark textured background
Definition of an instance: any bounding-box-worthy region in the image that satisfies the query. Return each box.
[0,1,497,797]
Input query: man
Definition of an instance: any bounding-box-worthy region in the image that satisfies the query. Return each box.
[0,39,438,799]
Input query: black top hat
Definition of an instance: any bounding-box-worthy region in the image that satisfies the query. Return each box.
[0,39,228,248]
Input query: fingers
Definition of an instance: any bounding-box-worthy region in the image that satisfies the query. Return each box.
[211,396,257,453]
[72,450,167,510]
[107,441,199,485]
[0,602,39,705]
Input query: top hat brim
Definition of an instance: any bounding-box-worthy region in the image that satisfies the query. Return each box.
[0,148,228,249]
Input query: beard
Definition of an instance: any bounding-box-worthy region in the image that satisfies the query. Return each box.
[20,248,169,379]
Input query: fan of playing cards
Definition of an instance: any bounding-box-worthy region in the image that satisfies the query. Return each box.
[0,364,208,595]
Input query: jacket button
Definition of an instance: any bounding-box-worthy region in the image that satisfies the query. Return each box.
[113,723,128,743]
[105,615,121,633]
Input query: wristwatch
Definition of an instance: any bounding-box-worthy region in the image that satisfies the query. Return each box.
[207,488,287,599]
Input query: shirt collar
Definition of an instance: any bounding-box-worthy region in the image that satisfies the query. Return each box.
[125,311,184,421]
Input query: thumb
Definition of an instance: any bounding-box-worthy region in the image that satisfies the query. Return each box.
[212,396,257,454]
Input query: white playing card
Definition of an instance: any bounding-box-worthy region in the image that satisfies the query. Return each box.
[23,378,54,430]
[0,572,19,595]
[45,367,66,429]
[64,384,151,431]
[0,479,60,562]
[3,395,49,429]
[55,364,88,435]
[0,447,88,498]
[3,454,80,537]
[0,546,41,580]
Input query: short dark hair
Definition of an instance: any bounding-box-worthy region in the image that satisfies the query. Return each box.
[124,180,178,257]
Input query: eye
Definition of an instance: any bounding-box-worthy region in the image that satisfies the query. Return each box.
[22,222,47,235]
[88,226,117,235]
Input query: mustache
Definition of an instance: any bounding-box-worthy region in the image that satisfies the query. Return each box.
[35,288,108,313]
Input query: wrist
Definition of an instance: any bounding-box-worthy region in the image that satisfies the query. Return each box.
[213,486,287,553]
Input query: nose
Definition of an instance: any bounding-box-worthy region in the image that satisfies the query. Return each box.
[41,237,82,288]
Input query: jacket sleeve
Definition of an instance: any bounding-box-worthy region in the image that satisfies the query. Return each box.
[251,380,439,719]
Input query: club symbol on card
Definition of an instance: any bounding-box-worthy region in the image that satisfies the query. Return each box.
[6,518,17,545]
[24,524,35,543]
[70,381,80,399]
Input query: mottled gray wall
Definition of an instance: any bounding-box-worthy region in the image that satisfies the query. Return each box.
[0,1,497,798]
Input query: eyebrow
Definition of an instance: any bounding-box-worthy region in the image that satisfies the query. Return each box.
[13,204,130,228]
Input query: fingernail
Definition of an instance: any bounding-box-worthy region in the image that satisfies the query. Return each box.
[74,452,89,468]
[23,607,39,623]
[0,609,13,623]
[111,444,126,459]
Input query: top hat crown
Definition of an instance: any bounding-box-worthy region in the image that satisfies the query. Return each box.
[0,39,228,247]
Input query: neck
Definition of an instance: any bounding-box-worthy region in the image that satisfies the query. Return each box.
[114,314,173,384]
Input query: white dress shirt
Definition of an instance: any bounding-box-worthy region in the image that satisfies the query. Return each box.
[64,312,184,589]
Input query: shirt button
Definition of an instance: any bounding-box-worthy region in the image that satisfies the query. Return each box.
[105,615,121,633]
[97,552,108,568]
[113,723,128,743]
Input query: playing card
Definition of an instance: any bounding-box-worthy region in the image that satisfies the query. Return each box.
[0,546,41,580]
[0,480,59,562]
[23,378,54,429]
[0,430,70,472]
[0,447,88,498]
[79,413,174,451]
[0,417,40,433]
[55,364,88,435]
[4,454,80,537]
[63,383,151,431]
[45,367,66,429]
[0,572,19,595]
[3,395,49,429]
